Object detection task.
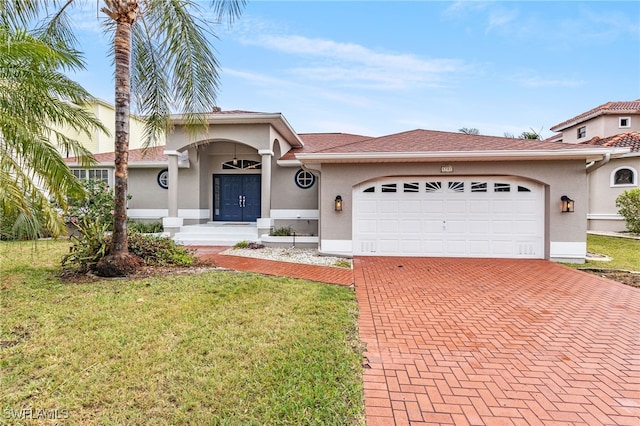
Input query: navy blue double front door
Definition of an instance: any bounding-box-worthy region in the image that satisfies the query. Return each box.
[213,174,261,222]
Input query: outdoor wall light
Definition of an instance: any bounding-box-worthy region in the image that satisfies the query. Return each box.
[560,195,574,213]
[334,195,343,212]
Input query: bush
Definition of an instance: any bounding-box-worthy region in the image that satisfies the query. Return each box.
[128,220,164,234]
[127,233,195,266]
[616,188,640,233]
[62,227,196,272]
[270,226,293,236]
[62,216,110,272]
[63,180,116,231]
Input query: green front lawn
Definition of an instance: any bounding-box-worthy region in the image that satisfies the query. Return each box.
[1,240,364,425]
[583,233,640,271]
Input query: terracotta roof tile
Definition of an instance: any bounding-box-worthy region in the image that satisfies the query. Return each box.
[550,100,640,131]
[580,132,640,153]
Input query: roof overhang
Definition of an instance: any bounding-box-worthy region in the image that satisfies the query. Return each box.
[169,112,304,148]
[296,147,631,164]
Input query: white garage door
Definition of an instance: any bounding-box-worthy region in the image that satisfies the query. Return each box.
[353,177,544,258]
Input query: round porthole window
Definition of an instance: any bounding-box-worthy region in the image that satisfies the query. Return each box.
[157,169,169,189]
[295,169,316,189]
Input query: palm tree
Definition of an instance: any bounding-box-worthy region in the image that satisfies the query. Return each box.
[0,26,106,240]
[5,0,245,274]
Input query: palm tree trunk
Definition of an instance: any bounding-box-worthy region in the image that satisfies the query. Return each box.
[111,18,132,256]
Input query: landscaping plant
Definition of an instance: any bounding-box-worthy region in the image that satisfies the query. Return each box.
[616,188,640,234]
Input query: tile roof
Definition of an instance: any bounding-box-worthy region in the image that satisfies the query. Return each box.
[65,145,167,164]
[303,129,599,154]
[579,132,640,153]
[550,100,640,132]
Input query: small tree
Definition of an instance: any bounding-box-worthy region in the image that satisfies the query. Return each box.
[616,188,640,234]
[459,127,480,135]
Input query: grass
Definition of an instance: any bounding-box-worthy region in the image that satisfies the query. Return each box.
[1,240,364,425]
[581,233,640,271]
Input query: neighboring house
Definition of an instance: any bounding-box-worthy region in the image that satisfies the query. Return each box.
[66,108,628,263]
[548,100,640,232]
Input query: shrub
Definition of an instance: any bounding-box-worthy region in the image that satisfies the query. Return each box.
[128,220,164,234]
[616,188,640,233]
[63,180,115,231]
[127,233,195,266]
[270,226,293,236]
[62,226,195,272]
[62,216,110,272]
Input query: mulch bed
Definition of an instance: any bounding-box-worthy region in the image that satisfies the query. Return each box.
[580,269,640,288]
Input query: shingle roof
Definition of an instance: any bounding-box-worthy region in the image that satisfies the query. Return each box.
[280,133,371,160]
[65,145,167,164]
[550,100,640,132]
[579,132,640,153]
[304,129,598,154]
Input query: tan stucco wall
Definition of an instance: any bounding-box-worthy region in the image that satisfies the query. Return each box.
[128,168,169,209]
[560,114,640,144]
[316,160,589,255]
[587,157,640,231]
[166,123,283,153]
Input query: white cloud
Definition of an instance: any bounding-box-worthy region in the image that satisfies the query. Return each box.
[513,74,585,88]
[236,34,465,91]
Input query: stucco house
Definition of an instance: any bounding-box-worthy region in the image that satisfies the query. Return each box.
[65,106,630,263]
[548,100,640,232]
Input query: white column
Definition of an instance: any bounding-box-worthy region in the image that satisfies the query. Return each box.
[257,149,273,232]
[162,150,183,231]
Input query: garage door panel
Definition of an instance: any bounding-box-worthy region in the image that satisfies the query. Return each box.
[446,200,467,213]
[492,220,513,234]
[358,200,378,215]
[354,177,544,258]
[468,240,490,254]
[378,219,399,233]
[423,200,444,213]
[401,200,422,214]
[468,220,490,233]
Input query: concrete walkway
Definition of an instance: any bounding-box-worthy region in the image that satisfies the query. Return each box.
[195,249,640,425]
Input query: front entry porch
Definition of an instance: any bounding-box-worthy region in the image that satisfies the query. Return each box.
[173,222,259,246]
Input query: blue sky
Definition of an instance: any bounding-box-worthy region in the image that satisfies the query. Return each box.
[70,1,639,139]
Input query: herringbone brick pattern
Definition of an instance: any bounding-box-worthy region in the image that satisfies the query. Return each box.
[355,257,640,425]
[194,246,354,286]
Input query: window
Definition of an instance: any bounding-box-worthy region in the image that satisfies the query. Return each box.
[403,182,419,193]
[448,181,464,192]
[619,117,630,128]
[363,186,375,193]
[157,169,169,189]
[611,167,637,186]
[471,182,487,192]
[222,159,261,170]
[72,168,109,184]
[425,181,442,193]
[494,183,511,192]
[381,183,397,193]
[517,186,531,192]
[294,169,316,189]
[577,126,586,139]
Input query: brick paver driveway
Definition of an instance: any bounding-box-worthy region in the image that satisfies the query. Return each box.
[354,257,640,425]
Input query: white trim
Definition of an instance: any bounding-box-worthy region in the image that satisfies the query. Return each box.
[296,147,629,163]
[128,209,209,219]
[588,213,624,221]
[162,217,183,228]
[619,117,631,128]
[258,149,274,156]
[549,241,586,260]
[320,239,352,257]
[276,159,302,167]
[270,209,319,220]
[261,235,318,244]
[610,165,638,187]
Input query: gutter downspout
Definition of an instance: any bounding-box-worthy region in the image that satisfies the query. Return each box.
[586,152,610,174]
